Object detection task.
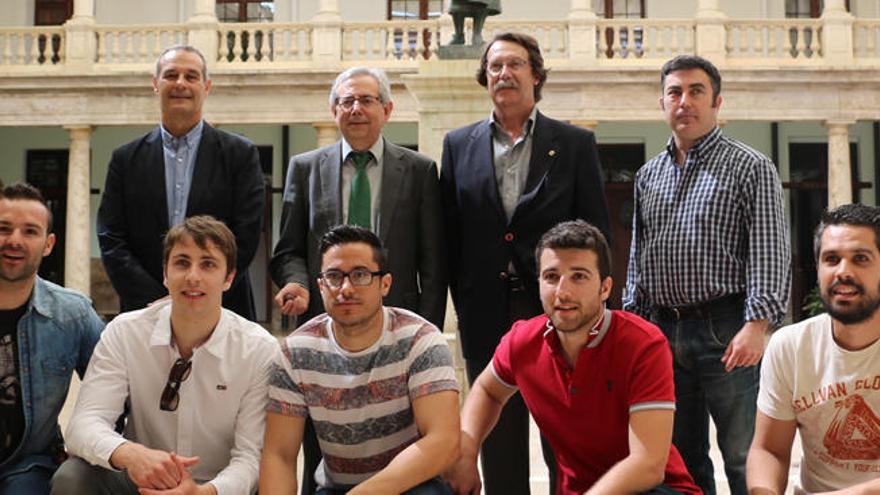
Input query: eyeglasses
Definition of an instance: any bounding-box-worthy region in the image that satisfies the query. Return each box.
[160,358,191,412]
[487,58,530,77]
[319,268,385,289]
[336,95,382,112]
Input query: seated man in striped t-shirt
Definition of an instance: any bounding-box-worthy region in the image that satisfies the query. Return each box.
[260,225,460,495]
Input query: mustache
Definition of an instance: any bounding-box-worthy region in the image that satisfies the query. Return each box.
[830,280,865,294]
[492,80,518,91]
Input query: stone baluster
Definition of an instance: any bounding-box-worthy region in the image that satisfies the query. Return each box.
[311,0,342,64]
[695,0,727,64]
[187,0,219,65]
[568,0,597,64]
[822,0,854,65]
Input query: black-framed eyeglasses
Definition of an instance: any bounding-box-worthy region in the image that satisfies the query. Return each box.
[336,95,382,111]
[319,268,385,289]
[160,358,192,412]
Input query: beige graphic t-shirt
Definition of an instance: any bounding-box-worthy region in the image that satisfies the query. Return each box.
[759,313,880,493]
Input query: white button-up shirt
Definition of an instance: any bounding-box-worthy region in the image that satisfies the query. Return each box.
[65,301,280,495]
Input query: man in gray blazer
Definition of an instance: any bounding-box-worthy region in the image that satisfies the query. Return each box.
[269,67,446,495]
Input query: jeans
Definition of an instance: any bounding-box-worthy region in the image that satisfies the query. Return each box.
[49,457,139,495]
[654,301,757,495]
[0,464,52,495]
[315,476,452,495]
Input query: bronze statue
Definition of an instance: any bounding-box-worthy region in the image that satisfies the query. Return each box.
[448,0,501,46]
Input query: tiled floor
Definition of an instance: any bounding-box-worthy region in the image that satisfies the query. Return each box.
[59,377,802,495]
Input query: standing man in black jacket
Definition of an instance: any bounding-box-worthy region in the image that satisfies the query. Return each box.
[97,45,264,320]
[441,31,610,494]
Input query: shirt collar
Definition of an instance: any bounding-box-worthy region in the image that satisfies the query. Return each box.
[665,125,722,162]
[342,136,384,165]
[161,120,205,151]
[489,105,538,140]
[542,308,614,354]
[149,300,229,360]
[28,276,53,318]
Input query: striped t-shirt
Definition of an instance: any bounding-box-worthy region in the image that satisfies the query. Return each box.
[267,307,459,488]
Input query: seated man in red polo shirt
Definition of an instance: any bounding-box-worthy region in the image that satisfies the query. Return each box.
[445,220,701,495]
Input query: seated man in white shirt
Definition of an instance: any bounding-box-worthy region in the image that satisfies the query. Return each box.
[51,215,278,495]
[747,203,880,494]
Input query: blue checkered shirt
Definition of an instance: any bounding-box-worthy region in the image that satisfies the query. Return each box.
[622,127,791,326]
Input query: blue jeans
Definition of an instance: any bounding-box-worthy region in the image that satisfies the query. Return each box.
[654,302,757,495]
[315,476,452,495]
[0,464,53,495]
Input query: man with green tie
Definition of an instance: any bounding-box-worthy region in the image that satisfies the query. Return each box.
[269,66,446,495]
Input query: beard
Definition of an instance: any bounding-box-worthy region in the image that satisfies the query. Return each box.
[821,279,880,325]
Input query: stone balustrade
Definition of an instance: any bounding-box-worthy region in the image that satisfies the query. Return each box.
[2,15,875,71]
[217,22,312,64]
[95,24,186,65]
[596,19,695,62]
[726,19,823,63]
[0,26,64,66]
[854,20,880,58]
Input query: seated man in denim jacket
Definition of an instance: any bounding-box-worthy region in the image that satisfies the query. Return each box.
[0,182,104,495]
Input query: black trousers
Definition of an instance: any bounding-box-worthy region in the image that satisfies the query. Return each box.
[464,287,557,495]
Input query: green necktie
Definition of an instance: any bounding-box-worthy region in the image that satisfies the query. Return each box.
[347,151,372,229]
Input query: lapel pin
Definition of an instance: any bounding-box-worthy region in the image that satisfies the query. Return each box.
[548,150,556,157]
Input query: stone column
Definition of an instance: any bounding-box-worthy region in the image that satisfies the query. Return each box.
[311,0,342,64]
[825,120,855,207]
[64,125,93,295]
[568,0,597,64]
[821,0,854,66]
[695,0,727,64]
[314,122,338,147]
[187,0,219,65]
[64,0,96,68]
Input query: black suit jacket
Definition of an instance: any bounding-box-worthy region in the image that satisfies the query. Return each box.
[441,111,610,360]
[270,138,446,328]
[96,124,265,319]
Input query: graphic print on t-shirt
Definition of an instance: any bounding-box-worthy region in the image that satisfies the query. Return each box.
[824,394,880,460]
[0,332,21,453]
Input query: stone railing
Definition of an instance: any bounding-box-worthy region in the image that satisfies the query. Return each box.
[0,26,64,66]
[95,24,187,65]
[342,20,440,61]
[854,20,880,58]
[217,22,312,64]
[0,17,878,70]
[726,19,823,62]
[484,20,570,59]
[595,19,695,62]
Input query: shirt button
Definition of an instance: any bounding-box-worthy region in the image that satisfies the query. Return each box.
[504,232,514,242]
[570,386,577,395]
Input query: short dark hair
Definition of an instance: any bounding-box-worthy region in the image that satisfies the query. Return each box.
[163,215,237,276]
[2,182,53,232]
[155,44,209,80]
[660,54,722,103]
[535,220,611,280]
[814,203,880,260]
[477,32,549,103]
[319,225,387,272]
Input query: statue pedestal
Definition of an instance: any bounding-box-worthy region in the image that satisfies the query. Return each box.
[438,44,485,59]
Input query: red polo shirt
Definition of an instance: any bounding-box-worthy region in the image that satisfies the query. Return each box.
[492,310,700,495]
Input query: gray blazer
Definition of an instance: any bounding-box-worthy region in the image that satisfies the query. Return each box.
[270,138,447,328]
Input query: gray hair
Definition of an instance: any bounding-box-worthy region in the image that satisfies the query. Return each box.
[328,67,392,107]
[155,44,209,80]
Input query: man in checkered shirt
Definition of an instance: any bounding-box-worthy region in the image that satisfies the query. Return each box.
[623,54,791,495]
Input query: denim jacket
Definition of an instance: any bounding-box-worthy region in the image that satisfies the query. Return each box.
[0,277,104,479]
